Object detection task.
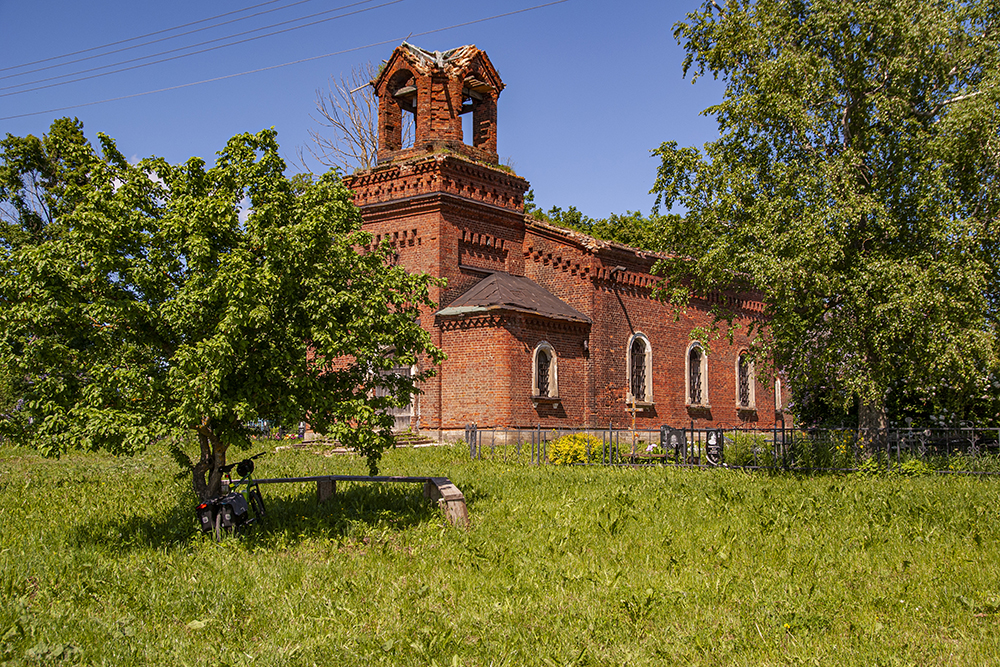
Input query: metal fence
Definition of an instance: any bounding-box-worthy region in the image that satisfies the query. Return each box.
[246,420,306,440]
[463,423,1000,475]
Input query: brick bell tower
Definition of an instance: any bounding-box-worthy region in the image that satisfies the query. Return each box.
[344,43,531,436]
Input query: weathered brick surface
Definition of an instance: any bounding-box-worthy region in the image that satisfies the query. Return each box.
[373,44,503,165]
[341,44,787,436]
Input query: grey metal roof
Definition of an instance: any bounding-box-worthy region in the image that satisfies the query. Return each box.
[437,272,591,324]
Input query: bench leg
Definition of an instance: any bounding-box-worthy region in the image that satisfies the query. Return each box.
[429,478,469,529]
[317,479,336,503]
[442,498,469,528]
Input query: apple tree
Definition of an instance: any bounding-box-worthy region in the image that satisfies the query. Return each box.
[0,118,443,499]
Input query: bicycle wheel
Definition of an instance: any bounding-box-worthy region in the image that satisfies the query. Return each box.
[248,486,266,520]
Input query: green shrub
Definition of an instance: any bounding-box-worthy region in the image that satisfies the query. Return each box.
[725,431,772,467]
[790,433,837,469]
[896,458,933,476]
[856,456,886,476]
[549,433,605,465]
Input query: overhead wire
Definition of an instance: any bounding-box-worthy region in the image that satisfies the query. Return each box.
[0,0,318,74]
[0,0,570,122]
[1,0,401,95]
[0,0,329,81]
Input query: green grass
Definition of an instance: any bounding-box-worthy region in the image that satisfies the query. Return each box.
[2,442,1000,666]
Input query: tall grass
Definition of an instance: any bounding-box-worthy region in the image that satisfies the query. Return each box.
[2,441,1000,665]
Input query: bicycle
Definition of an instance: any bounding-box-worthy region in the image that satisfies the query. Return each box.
[195,452,267,540]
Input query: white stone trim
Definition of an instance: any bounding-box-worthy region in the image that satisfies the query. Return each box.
[532,341,558,398]
[626,332,654,404]
[735,351,756,409]
[685,341,709,407]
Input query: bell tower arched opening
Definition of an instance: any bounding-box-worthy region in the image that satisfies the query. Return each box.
[372,43,504,165]
[380,69,417,152]
[460,74,498,154]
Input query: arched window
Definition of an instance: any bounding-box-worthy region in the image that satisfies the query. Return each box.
[774,378,783,412]
[736,351,755,409]
[686,342,708,406]
[627,333,652,403]
[532,342,558,398]
[376,363,416,431]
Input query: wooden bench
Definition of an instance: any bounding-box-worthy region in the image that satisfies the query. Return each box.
[246,475,469,528]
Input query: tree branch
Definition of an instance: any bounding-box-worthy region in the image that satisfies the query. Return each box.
[305,63,412,173]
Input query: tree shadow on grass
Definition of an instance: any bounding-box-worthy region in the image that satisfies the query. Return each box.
[71,481,450,552]
[252,482,441,543]
[69,496,200,551]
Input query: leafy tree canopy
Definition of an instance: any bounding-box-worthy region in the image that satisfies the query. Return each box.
[0,118,444,498]
[523,190,682,253]
[651,0,1000,429]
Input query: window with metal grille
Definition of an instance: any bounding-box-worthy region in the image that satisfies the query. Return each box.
[376,365,414,431]
[536,349,551,397]
[738,353,751,407]
[630,337,647,401]
[689,346,703,404]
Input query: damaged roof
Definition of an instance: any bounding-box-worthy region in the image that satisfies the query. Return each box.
[373,42,504,94]
[400,42,477,70]
[437,272,591,324]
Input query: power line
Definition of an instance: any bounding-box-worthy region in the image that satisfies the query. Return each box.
[0,0,328,81]
[1,0,399,95]
[0,0,317,74]
[0,0,571,122]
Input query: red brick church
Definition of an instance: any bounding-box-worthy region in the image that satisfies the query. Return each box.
[343,43,786,440]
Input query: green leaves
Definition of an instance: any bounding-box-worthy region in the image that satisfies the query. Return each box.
[1,120,442,483]
[654,0,1000,426]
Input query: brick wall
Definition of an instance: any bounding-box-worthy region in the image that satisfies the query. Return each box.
[344,161,786,432]
[519,222,781,429]
[344,44,787,437]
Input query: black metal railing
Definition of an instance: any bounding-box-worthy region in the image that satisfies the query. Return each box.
[463,423,1000,475]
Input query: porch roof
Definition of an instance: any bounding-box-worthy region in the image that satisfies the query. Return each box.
[436,272,591,324]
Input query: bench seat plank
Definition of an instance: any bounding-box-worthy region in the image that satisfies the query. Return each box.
[251,474,469,528]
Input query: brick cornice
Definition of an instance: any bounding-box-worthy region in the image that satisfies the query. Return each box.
[356,191,527,229]
[436,308,592,332]
[524,219,767,314]
[346,153,528,210]
[437,314,509,331]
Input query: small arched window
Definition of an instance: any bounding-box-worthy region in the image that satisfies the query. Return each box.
[532,342,558,398]
[737,352,755,409]
[627,333,652,403]
[686,342,708,406]
[774,378,783,412]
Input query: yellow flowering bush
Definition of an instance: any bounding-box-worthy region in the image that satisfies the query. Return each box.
[549,433,606,465]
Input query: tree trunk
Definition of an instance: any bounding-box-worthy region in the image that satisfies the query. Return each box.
[191,424,228,502]
[858,349,887,446]
[858,397,887,444]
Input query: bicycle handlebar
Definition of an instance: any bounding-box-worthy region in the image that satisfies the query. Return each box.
[219,452,266,476]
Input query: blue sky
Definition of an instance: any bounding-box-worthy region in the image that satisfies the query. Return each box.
[0,0,725,219]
